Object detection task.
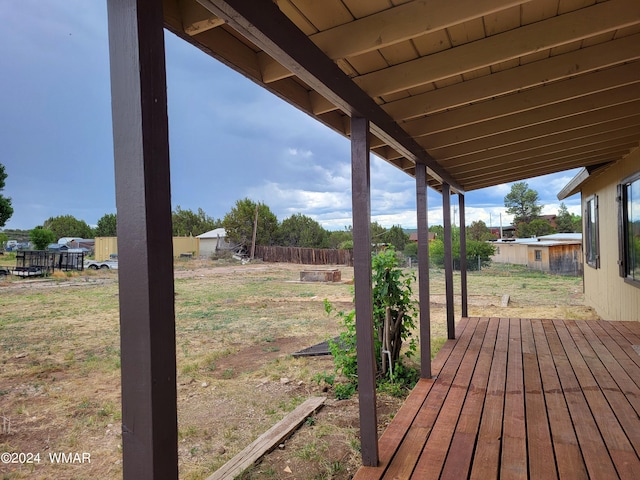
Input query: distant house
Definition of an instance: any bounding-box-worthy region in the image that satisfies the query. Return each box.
[408,232,436,243]
[490,233,583,276]
[488,225,516,239]
[558,146,640,321]
[196,228,236,258]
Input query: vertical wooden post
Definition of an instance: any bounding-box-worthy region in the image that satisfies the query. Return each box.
[442,183,455,339]
[459,194,468,318]
[415,164,432,378]
[107,1,178,479]
[351,116,378,467]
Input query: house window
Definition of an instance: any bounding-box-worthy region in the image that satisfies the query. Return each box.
[585,195,599,268]
[535,250,542,261]
[619,173,640,286]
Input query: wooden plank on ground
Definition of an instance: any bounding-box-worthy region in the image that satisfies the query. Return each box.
[469,318,510,480]
[521,319,557,480]
[206,396,326,480]
[531,319,586,480]
[439,317,499,480]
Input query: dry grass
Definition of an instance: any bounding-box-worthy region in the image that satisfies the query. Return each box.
[0,259,597,479]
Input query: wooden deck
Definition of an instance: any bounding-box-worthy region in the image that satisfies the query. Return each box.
[354,317,640,480]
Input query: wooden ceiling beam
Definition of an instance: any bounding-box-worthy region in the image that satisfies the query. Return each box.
[415,83,640,146]
[309,0,531,60]
[402,62,640,136]
[195,0,464,192]
[179,0,225,35]
[440,118,640,167]
[355,0,640,97]
[423,100,640,157]
[383,34,640,121]
[448,137,640,177]
[460,150,632,190]
[258,0,532,82]
[190,26,262,80]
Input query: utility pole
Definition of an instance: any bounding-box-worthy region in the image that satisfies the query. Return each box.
[250,204,258,260]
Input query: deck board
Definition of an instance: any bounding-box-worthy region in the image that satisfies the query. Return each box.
[355,318,640,479]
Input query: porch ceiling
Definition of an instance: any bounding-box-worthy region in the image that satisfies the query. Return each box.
[163,0,640,193]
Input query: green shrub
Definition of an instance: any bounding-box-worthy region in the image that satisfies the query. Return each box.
[325,247,418,399]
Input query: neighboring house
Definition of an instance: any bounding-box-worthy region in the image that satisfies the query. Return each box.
[490,233,583,276]
[197,228,236,258]
[489,225,516,239]
[558,146,640,321]
[408,232,436,243]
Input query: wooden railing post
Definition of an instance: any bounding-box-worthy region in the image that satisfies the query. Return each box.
[415,164,432,378]
[459,193,468,318]
[107,0,178,478]
[351,116,379,466]
[442,183,455,339]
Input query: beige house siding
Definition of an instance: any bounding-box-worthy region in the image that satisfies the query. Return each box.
[581,147,640,321]
[490,242,529,265]
[94,237,119,261]
[94,236,200,261]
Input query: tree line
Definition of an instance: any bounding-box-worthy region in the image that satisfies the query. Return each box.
[0,158,582,257]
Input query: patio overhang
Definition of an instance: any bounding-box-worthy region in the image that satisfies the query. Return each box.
[162,0,640,192]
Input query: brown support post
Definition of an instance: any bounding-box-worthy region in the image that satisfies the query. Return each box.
[107,1,178,479]
[415,164,432,378]
[351,116,379,467]
[442,183,455,339]
[459,194,468,318]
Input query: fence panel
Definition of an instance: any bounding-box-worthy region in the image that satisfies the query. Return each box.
[254,246,353,266]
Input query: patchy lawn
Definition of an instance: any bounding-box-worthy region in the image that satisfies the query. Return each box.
[0,260,597,479]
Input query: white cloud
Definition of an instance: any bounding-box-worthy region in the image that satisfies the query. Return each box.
[287,148,313,158]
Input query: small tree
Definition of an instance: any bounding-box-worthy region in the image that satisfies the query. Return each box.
[327,227,352,249]
[43,215,94,240]
[429,238,495,271]
[172,206,218,237]
[325,248,418,397]
[30,227,56,250]
[0,163,14,228]
[384,225,409,251]
[95,213,117,237]
[223,198,278,246]
[278,213,328,248]
[555,203,582,233]
[504,181,542,224]
[517,218,554,238]
[467,220,494,241]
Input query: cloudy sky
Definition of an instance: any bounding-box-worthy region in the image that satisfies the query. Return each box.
[0,1,581,232]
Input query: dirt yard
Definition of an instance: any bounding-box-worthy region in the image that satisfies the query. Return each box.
[0,260,598,479]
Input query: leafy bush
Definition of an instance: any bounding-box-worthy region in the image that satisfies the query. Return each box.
[429,238,495,271]
[325,247,418,399]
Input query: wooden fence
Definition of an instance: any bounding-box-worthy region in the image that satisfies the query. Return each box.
[254,246,353,266]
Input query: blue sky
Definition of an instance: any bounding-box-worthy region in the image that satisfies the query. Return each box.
[0,1,581,232]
